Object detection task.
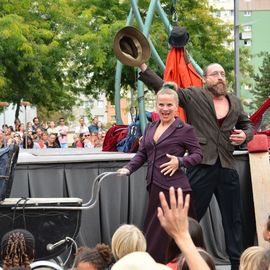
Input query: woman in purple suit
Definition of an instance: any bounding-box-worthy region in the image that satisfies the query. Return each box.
[118,82,202,264]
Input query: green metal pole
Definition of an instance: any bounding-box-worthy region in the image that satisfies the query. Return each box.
[156,0,203,76]
[130,0,164,70]
[130,0,159,132]
[114,9,134,124]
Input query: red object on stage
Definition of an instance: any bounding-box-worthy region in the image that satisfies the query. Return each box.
[163,48,203,122]
[247,134,269,153]
[102,124,128,152]
[249,97,270,149]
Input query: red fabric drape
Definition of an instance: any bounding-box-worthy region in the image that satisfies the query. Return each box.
[250,97,270,126]
[163,48,203,122]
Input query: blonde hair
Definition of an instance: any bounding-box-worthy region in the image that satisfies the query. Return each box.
[157,82,179,105]
[111,224,146,260]
[240,246,265,270]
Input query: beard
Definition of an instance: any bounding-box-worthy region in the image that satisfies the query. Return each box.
[205,81,227,97]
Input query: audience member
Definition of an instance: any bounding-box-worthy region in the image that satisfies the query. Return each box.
[75,117,89,135]
[0,130,5,148]
[258,249,270,270]
[17,124,25,138]
[0,229,35,270]
[239,246,264,270]
[47,121,58,135]
[83,134,94,149]
[57,117,69,148]
[94,131,105,148]
[166,217,205,269]
[21,136,40,149]
[14,118,21,132]
[178,249,215,270]
[97,121,105,132]
[13,133,22,146]
[72,134,83,148]
[88,117,99,134]
[157,187,211,270]
[111,252,171,270]
[26,122,33,135]
[45,133,60,148]
[32,117,40,133]
[111,224,146,261]
[73,244,113,270]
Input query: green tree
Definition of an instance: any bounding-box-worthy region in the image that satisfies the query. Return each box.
[0,0,88,119]
[0,0,253,119]
[250,52,270,109]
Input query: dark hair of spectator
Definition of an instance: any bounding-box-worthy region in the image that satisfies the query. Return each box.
[166,217,205,263]
[178,249,215,270]
[0,229,35,270]
[73,244,113,270]
[22,136,33,149]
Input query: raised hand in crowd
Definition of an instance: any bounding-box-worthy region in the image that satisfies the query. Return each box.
[157,187,210,270]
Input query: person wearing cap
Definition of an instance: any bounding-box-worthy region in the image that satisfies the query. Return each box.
[137,60,253,270]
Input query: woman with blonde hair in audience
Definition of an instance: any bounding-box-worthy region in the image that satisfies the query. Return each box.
[239,246,264,270]
[111,224,146,261]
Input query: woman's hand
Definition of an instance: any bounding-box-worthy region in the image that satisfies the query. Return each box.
[160,154,179,176]
[117,168,130,176]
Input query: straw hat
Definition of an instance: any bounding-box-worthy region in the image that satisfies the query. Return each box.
[111,252,171,270]
[113,26,151,67]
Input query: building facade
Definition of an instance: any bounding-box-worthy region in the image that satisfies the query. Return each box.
[208,0,270,108]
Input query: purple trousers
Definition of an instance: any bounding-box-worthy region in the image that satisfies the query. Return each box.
[143,183,195,263]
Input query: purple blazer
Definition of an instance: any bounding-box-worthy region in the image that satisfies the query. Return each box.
[124,117,203,191]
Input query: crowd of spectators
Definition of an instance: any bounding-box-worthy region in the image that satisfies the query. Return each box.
[1,188,270,270]
[0,116,106,149]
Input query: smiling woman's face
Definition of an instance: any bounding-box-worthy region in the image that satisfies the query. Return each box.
[76,261,97,270]
[156,93,177,124]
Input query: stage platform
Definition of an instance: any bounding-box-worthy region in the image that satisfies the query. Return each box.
[8,148,256,264]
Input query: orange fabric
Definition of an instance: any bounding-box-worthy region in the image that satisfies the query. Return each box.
[163,48,203,122]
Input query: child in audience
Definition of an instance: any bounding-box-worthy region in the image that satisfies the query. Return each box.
[239,246,264,270]
[0,229,35,270]
[111,224,146,261]
[73,244,113,270]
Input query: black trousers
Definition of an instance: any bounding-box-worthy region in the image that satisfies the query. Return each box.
[187,160,243,270]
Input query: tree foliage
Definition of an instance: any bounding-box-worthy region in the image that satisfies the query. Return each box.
[250,52,270,109]
[0,0,253,118]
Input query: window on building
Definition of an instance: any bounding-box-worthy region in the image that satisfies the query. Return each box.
[84,100,94,108]
[244,84,252,90]
[243,25,252,32]
[214,11,221,17]
[244,11,252,16]
[97,100,104,108]
[244,40,252,46]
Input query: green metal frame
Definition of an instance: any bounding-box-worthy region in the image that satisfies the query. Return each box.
[114,0,203,131]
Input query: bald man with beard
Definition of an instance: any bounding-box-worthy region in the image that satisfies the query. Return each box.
[138,63,254,270]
